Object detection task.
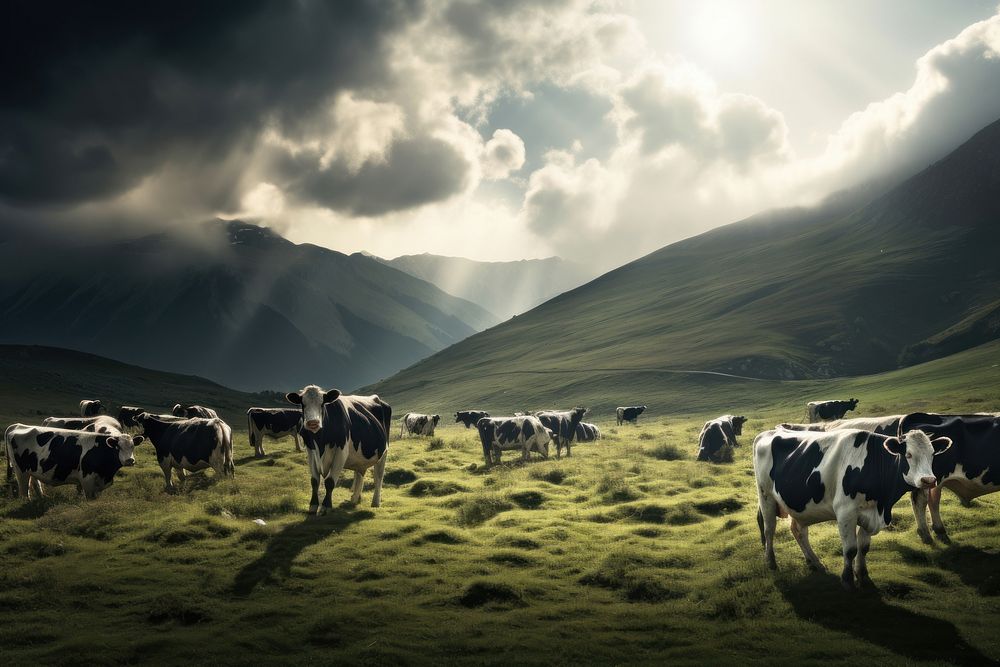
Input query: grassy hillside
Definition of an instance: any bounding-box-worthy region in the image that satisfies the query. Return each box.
[0,220,496,392]
[1,344,999,664]
[0,345,282,426]
[374,252,595,321]
[368,118,1000,405]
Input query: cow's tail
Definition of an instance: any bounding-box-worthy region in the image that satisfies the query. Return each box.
[216,420,235,478]
[246,409,257,454]
[756,508,766,546]
[400,414,407,440]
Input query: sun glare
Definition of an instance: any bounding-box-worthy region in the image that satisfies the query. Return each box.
[688,2,756,62]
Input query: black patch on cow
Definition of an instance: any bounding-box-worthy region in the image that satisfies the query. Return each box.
[841,432,910,525]
[11,437,40,474]
[139,416,221,467]
[621,406,646,423]
[39,434,83,482]
[535,408,586,445]
[575,423,598,442]
[81,439,123,485]
[299,396,390,461]
[901,413,1000,486]
[814,400,859,421]
[36,431,55,447]
[698,423,729,462]
[455,410,489,428]
[769,436,826,512]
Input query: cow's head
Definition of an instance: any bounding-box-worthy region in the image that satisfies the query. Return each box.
[105,434,144,467]
[849,398,859,409]
[732,415,748,435]
[286,385,341,433]
[454,412,462,423]
[171,403,185,417]
[884,430,952,489]
[572,407,588,421]
[431,414,440,426]
[93,400,106,414]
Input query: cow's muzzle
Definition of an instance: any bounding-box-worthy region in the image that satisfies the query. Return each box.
[305,420,321,432]
[124,459,135,467]
[919,476,936,489]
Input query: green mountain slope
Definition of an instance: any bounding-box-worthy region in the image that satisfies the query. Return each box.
[0,345,280,426]
[367,118,1000,409]
[372,253,595,321]
[0,221,497,391]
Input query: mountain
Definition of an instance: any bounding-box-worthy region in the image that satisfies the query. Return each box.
[366,117,1000,411]
[0,345,279,426]
[373,253,595,321]
[0,221,497,392]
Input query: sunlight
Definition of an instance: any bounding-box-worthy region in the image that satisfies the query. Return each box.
[688,1,757,62]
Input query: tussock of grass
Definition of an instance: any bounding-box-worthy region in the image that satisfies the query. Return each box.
[529,468,567,485]
[453,493,514,526]
[5,537,69,559]
[487,550,535,566]
[414,529,467,545]
[495,536,541,550]
[426,438,446,451]
[637,432,655,441]
[146,595,212,626]
[510,490,546,509]
[383,469,418,485]
[458,580,524,608]
[408,479,467,497]
[580,549,690,602]
[647,443,686,461]
[693,498,744,516]
[204,495,298,518]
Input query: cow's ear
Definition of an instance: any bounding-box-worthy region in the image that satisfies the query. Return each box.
[323,389,341,403]
[105,436,119,447]
[132,436,144,446]
[285,392,302,405]
[932,437,953,456]
[882,437,905,457]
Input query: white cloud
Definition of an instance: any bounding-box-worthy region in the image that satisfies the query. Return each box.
[482,129,526,179]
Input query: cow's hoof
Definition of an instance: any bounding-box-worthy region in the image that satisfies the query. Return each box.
[765,555,777,570]
[840,573,856,591]
[316,507,328,516]
[308,504,319,514]
[807,560,827,573]
[371,500,381,508]
[933,528,951,544]
[917,529,934,545]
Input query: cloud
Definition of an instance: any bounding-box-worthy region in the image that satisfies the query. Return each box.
[482,129,526,179]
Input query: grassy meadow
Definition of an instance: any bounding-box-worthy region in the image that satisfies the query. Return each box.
[1,345,999,664]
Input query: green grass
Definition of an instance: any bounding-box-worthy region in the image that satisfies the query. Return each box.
[2,342,1000,664]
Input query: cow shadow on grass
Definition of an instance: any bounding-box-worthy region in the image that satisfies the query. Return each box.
[777,573,995,665]
[231,508,375,597]
[934,545,1000,596]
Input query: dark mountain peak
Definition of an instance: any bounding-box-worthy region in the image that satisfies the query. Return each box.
[219,219,292,248]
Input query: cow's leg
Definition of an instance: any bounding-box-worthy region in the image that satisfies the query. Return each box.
[911,490,932,544]
[854,526,873,584]
[29,476,44,499]
[161,461,175,492]
[371,453,387,508]
[11,467,29,500]
[837,513,859,590]
[293,432,302,453]
[81,479,98,501]
[175,468,187,484]
[306,450,321,513]
[928,486,950,543]
[319,448,349,515]
[555,439,563,459]
[250,429,262,458]
[790,519,824,571]
[758,497,778,570]
[350,470,365,505]
[565,441,572,458]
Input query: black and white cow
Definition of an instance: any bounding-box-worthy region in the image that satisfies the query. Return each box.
[476,416,553,467]
[575,422,601,442]
[118,406,146,432]
[172,404,220,419]
[754,427,950,589]
[778,415,902,436]
[534,408,587,458]
[79,399,105,417]
[616,405,646,426]
[900,412,1000,544]
[135,413,234,491]
[247,407,303,457]
[807,398,860,423]
[5,424,143,499]
[43,415,123,434]
[696,414,747,462]
[286,386,391,514]
[455,410,489,428]
[400,413,440,438]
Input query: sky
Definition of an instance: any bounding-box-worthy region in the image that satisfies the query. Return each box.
[2,1,999,269]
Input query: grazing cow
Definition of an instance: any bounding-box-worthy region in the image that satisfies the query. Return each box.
[43,415,123,435]
[807,399,859,423]
[172,404,220,419]
[779,415,902,436]
[5,424,143,499]
[477,416,553,467]
[900,413,1000,544]
[79,399,105,417]
[616,405,647,426]
[455,410,489,428]
[247,408,303,457]
[118,406,146,431]
[575,422,601,442]
[697,415,748,462]
[400,413,440,438]
[534,408,587,458]
[135,413,235,491]
[754,427,950,589]
[286,386,391,514]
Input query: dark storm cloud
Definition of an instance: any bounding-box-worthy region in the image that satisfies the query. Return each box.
[0,0,423,210]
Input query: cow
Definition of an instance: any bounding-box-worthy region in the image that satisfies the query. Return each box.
[807,398,859,423]
[400,413,440,438]
[286,386,391,514]
[575,422,601,442]
[534,408,587,458]
[172,404,220,419]
[477,416,553,467]
[135,413,235,491]
[118,406,146,432]
[900,413,1000,544]
[754,427,950,589]
[79,399,105,417]
[778,415,903,436]
[697,415,748,462]
[247,407,303,457]
[43,415,123,435]
[5,424,143,499]
[455,410,489,428]
[616,405,646,426]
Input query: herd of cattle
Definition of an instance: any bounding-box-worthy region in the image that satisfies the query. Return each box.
[6,392,1000,590]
